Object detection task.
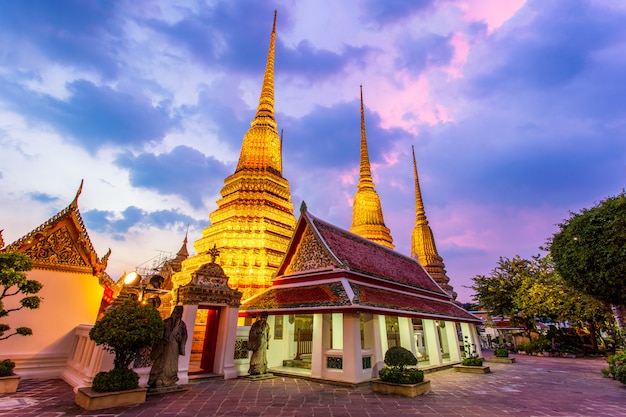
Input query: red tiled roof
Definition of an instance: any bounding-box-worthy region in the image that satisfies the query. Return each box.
[241,279,480,323]
[352,283,478,321]
[308,213,444,294]
[242,281,351,311]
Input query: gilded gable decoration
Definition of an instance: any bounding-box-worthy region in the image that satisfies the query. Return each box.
[284,227,337,274]
[3,180,110,278]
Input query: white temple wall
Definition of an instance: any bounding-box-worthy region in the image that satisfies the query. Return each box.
[3,269,104,378]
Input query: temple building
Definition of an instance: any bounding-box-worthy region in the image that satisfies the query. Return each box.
[172,11,296,300]
[238,204,480,384]
[349,86,395,249]
[410,146,456,298]
[0,182,109,380]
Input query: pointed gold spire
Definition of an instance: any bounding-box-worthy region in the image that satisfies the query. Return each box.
[349,86,394,249]
[410,146,456,298]
[236,10,282,175]
[251,10,277,130]
[174,11,296,300]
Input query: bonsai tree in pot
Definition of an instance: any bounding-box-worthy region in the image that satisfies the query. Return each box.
[373,346,429,397]
[0,253,41,384]
[494,346,509,358]
[379,346,424,384]
[89,300,164,392]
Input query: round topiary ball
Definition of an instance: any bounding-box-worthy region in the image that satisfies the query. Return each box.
[384,346,418,369]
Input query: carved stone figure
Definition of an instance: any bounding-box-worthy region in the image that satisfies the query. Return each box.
[248,312,270,375]
[149,305,188,387]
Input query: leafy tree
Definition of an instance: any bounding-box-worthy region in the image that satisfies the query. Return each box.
[550,192,626,312]
[89,300,164,371]
[470,255,529,327]
[471,254,613,345]
[515,255,612,349]
[0,252,42,341]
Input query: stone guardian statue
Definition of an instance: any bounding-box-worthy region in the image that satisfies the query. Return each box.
[248,312,270,375]
[149,305,188,387]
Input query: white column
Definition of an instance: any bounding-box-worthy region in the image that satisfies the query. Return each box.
[332,313,343,349]
[444,321,461,362]
[342,313,363,384]
[378,315,389,358]
[423,319,442,366]
[362,314,383,377]
[398,317,416,356]
[310,313,325,378]
[217,306,240,379]
[177,304,198,385]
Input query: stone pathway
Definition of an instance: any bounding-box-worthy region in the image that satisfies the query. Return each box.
[1,354,624,416]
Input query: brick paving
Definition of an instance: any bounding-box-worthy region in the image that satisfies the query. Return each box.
[1,354,624,417]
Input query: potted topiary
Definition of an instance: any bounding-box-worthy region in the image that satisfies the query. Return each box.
[488,345,515,364]
[454,336,490,373]
[0,253,42,393]
[372,346,431,397]
[75,300,164,410]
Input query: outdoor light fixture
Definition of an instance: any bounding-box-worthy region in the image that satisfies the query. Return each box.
[123,271,141,286]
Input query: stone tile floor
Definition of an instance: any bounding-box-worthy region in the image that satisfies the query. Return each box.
[1,354,624,417]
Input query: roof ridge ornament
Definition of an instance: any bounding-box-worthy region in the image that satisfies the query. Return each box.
[71,179,84,208]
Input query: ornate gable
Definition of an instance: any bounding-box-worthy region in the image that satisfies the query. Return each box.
[2,181,108,276]
[283,225,338,275]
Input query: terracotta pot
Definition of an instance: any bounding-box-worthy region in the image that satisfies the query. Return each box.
[372,379,431,397]
[0,374,20,393]
[453,364,491,374]
[75,387,147,410]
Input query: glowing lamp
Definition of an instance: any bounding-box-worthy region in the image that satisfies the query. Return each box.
[123,271,141,286]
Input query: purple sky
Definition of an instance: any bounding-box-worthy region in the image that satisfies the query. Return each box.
[0,0,624,303]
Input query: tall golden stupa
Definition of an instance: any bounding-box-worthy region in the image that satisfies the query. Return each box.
[349,86,394,249]
[410,146,456,298]
[172,11,296,299]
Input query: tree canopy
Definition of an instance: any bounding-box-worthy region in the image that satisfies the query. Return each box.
[550,192,626,308]
[470,254,612,338]
[89,300,164,370]
[0,252,42,341]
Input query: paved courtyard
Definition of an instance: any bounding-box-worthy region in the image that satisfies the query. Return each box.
[1,354,624,417]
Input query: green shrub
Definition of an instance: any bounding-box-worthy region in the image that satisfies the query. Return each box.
[614,365,626,384]
[518,337,551,354]
[494,348,509,358]
[89,300,164,372]
[92,368,140,392]
[378,367,424,384]
[461,356,484,366]
[0,359,15,377]
[384,346,418,370]
[379,346,423,384]
[605,352,626,384]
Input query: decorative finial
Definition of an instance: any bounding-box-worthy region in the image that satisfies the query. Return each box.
[412,145,426,219]
[359,86,373,187]
[71,179,84,207]
[207,244,220,263]
[300,201,308,213]
[102,248,111,268]
[273,10,277,33]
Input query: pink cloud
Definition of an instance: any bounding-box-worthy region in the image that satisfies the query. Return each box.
[457,0,526,34]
